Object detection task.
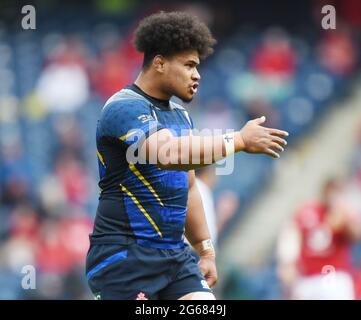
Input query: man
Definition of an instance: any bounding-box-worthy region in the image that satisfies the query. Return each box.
[277,178,361,299]
[86,11,288,300]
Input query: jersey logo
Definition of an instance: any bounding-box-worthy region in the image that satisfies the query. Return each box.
[138,114,154,123]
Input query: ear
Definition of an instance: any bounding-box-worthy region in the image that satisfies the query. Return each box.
[152,55,166,73]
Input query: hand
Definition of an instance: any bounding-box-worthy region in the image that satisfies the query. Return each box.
[198,255,218,288]
[238,116,289,158]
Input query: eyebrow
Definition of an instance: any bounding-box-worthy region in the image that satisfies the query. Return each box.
[186,59,200,66]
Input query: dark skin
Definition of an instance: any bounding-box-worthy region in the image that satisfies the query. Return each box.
[136,51,288,166]
[185,170,217,288]
[134,50,289,299]
[135,50,201,102]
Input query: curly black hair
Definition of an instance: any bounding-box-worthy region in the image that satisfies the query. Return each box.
[134,11,217,68]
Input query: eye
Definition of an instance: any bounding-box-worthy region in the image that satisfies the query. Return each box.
[185,63,194,68]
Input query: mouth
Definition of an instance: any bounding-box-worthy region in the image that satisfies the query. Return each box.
[190,83,199,94]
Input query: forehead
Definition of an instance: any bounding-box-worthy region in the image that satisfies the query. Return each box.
[172,50,200,64]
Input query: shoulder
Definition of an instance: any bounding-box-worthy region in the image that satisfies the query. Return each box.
[104,90,149,111]
[101,92,150,119]
[98,92,151,136]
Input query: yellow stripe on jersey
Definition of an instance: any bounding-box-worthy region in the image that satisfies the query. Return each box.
[97,149,106,167]
[120,184,163,238]
[129,164,164,207]
[151,109,158,121]
[183,110,192,127]
[118,130,138,141]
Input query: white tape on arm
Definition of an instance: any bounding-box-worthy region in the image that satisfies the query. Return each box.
[194,239,216,257]
[222,133,235,157]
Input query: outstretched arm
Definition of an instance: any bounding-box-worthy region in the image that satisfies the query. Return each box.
[185,170,217,288]
[139,116,288,170]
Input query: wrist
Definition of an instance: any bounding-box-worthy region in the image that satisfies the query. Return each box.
[193,239,216,258]
[234,131,246,152]
[222,133,235,157]
[222,131,244,156]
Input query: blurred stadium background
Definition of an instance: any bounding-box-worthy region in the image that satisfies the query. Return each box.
[0,0,360,299]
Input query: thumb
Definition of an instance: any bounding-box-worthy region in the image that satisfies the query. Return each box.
[254,116,266,125]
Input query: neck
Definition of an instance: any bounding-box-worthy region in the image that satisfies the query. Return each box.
[134,71,171,101]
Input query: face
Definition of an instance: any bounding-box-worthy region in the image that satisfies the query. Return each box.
[161,50,201,103]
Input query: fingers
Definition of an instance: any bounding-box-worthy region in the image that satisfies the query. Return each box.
[270,142,284,153]
[200,270,216,288]
[204,268,218,288]
[265,130,288,159]
[271,135,288,147]
[198,258,218,288]
[264,141,285,158]
[267,128,289,137]
[242,120,289,158]
[207,274,218,288]
[265,148,280,158]
[252,116,266,125]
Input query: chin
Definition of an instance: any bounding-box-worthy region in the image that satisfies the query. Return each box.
[179,94,194,103]
[173,89,194,103]
[181,98,193,103]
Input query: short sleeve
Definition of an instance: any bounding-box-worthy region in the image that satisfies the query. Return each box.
[99,99,165,147]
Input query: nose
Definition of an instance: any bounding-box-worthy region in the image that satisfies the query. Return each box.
[192,68,201,81]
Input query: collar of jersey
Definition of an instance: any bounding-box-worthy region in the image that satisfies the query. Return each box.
[127,84,171,111]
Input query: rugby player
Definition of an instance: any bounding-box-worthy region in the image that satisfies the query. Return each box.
[86,11,288,300]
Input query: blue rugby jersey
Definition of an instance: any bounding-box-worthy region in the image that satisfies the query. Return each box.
[91,84,194,249]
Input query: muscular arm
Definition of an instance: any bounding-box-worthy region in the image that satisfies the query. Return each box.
[184,170,211,246]
[184,170,217,287]
[138,116,288,171]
